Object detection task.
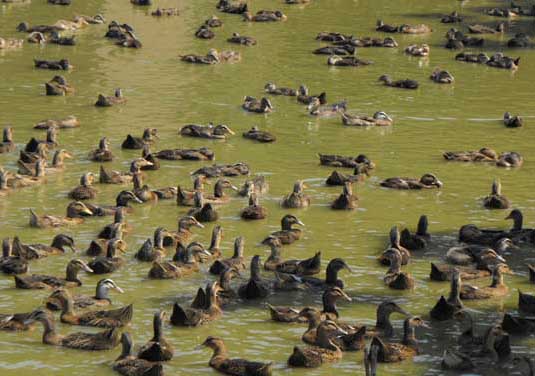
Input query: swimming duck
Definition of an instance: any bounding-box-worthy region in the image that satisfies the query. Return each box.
[243,10,287,22]
[0,311,34,331]
[297,85,327,105]
[308,100,347,117]
[14,258,93,289]
[238,255,270,299]
[302,258,351,289]
[378,75,418,89]
[97,212,125,242]
[45,75,74,96]
[314,45,355,55]
[130,0,151,5]
[46,278,124,311]
[331,182,358,210]
[163,215,204,247]
[342,111,392,127]
[25,127,59,153]
[441,11,463,23]
[264,236,321,275]
[264,82,295,96]
[86,224,125,257]
[188,191,219,222]
[288,321,346,368]
[12,234,77,259]
[242,126,276,143]
[327,55,372,67]
[325,166,370,186]
[383,248,415,290]
[88,239,127,274]
[33,116,79,130]
[319,153,374,169]
[17,149,70,176]
[115,30,142,49]
[181,49,241,64]
[380,173,443,189]
[483,179,510,209]
[400,23,432,34]
[132,174,159,203]
[488,53,520,70]
[430,269,463,321]
[113,332,164,376]
[216,0,248,14]
[376,20,399,33]
[180,123,235,140]
[460,264,509,300]
[155,147,215,162]
[210,236,246,275]
[441,347,473,370]
[446,239,511,270]
[27,32,47,44]
[199,336,273,375]
[74,14,105,24]
[242,96,273,113]
[192,164,249,179]
[49,31,76,46]
[138,311,174,361]
[238,175,269,197]
[400,215,430,250]
[0,238,28,275]
[134,228,169,262]
[34,58,72,70]
[497,151,523,167]
[443,147,498,162]
[23,309,120,350]
[262,214,305,245]
[369,317,428,363]
[29,201,93,228]
[353,36,398,47]
[89,137,114,162]
[282,181,310,208]
[0,37,24,49]
[121,128,158,149]
[468,23,505,34]
[95,89,126,107]
[68,172,97,200]
[49,288,133,328]
[176,176,209,206]
[227,32,257,46]
[195,25,215,39]
[508,33,530,47]
[147,244,198,279]
[0,127,14,153]
[241,193,267,220]
[86,190,143,217]
[199,225,223,261]
[6,160,46,188]
[459,207,525,244]
[205,15,222,27]
[171,282,223,326]
[17,22,59,33]
[504,112,523,128]
[152,7,180,16]
[430,69,454,84]
[379,227,411,266]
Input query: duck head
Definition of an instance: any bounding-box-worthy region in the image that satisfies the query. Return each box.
[116,190,143,206]
[420,173,443,188]
[51,234,77,252]
[66,201,93,217]
[281,214,305,229]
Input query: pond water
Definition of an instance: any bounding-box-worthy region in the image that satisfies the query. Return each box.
[0,0,535,375]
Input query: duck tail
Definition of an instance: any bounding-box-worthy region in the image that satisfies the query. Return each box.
[170,302,187,326]
[14,275,30,289]
[29,208,39,227]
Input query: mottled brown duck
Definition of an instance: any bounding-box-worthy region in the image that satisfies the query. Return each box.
[14,259,93,289]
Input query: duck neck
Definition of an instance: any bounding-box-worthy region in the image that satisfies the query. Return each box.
[51,237,66,252]
[52,151,62,167]
[232,239,243,259]
[281,218,293,231]
[39,317,60,345]
[250,259,261,281]
[448,275,462,306]
[2,239,11,258]
[322,294,339,317]
[65,264,81,283]
[153,315,163,342]
[211,343,228,359]
[209,227,221,251]
[417,216,428,236]
[193,177,204,190]
[59,295,75,316]
[0,173,7,190]
[306,314,321,331]
[325,265,340,284]
[173,242,186,263]
[387,253,402,274]
[214,182,224,198]
[133,174,142,190]
[95,284,110,300]
[513,214,523,231]
[219,272,232,291]
[402,320,417,347]
[490,269,504,288]
[154,230,164,249]
[3,129,12,143]
[118,335,133,360]
[376,308,393,337]
[268,244,281,261]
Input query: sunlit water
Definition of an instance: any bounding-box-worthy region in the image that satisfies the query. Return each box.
[0,0,535,375]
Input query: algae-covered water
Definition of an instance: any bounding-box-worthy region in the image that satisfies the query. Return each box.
[1,0,535,374]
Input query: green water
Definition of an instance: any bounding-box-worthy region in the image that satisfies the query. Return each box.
[1,0,535,374]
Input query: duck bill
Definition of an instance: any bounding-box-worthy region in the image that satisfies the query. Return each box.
[81,207,94,216]
[69,245,78,253]
[132,196,143,204]
[230,185,239,191]
[340,290,352,302]
[81,263,94,273]
[114,285,125,293]
[194,221,205,229]
[296,220,305,226]
[435,180,443,188]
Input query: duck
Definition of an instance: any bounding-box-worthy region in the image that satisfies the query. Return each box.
[497,151,523,167]
[0,127,15,153]
[19,149,73,176]
[132,174,159,203]
[195,25,215,39]
[241,193,267,220]
[243,10,287,22]
[88,239,127,274]
[0,238,28,275]
[199,336,272,376]
[0,311,34,331]
[443,147,498,162]
[227,32,257,46]
[203,179,238,204]
[25,127,59,152]
[45,75,74,96]
[297,85,326,105]
[376,20,399,32]
[95,89,126,107]
[441,11,463,23]
[288,321,346,368]
[192,162,250,178]
[152,7,180,16]
[155,146,215,161]
[49,31,76,46]
[29,201,93,228]
[262,214,305,245]
[34,58,72,70]
[327,55,373,67]
[331,182,358,210]
[308,99,347,117]
[380,173,443,189]
[138,311,173,361]
[14,259,93,289]
[319,153,374,169]
[238,255,270,299]
[325,166,370,186]
[460,264,509,300]
[347,301,411,338]
[400,215,430,251]
[68,173,97,200]
[121,128,158,149]
[113,332,164,376]
[210,237,246,275]
[205,15,222,27]
[12,234,77,259]
[242,96,273,113]
[282,181,310,208]
[180,123,235,140]
[98,208,128,239]
[485,54,520,70]
[430,69,454,84]
[134,228,169,262]
[441,348,474,371]
[508,33,530,47]
[188,191,219,222]
[314,45,355,55]
[504,112,523,127]
[115,31,142,49]
[378,75,419,89]
[0,170,12,197]
[264,82,295,96]
[264,236,321,275]
[430,269,463,321]
[446,240,511,271]
[163,215,205,247]
[468,22,505,34]
[74,14,105,24]
[86,224,124,257]
[171,282,223,326]
[383,249,415,290]
[49,288,133,328]
[99,159,153,184]
[242,126,276,143]
[0,37,24,49]
[217,0,248,14]
[369,317,429,363]
[87,190,143,216]
[176,176,209,206]
[19,143,48,166]
[379,227,411,266]
[180,49,220,64]
[341,111,393,127]
[483,179,510,209]
[302,258,352,289]
[6,160,46,188]
[89,137,114,162]
[27,32,47,44]
[196,225,224,262]
[353,36,398,47]
[238,175,269,197]
[23,309,120,350]
[46,278,124,311]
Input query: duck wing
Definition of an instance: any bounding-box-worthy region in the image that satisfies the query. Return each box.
[62,327,120,350]
[77,304,133,327]
[218,358,272,375]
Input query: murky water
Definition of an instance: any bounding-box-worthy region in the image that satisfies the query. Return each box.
[1,0,535,375]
